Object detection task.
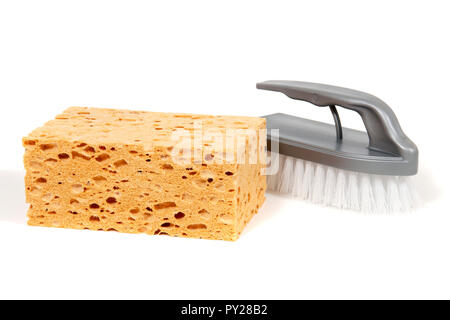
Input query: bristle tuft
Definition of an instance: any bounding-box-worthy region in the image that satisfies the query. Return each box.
[311,164,325,203]
[323,167,336,206]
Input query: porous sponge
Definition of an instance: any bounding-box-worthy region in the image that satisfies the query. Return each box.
[23,107,266,240]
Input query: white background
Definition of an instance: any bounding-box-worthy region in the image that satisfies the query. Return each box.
[0,0,448,299]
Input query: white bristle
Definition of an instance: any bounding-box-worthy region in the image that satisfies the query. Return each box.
[267,152,282,191]
[398,176,414,211]
[372,175,387,214]
[301,161,315,200]
[360,174,374,212]
[386,176,402,212]
[278,156,294,194]
[311,164,325,203]
[323,167,337,206]
[333,168,347,208]
[346,171,360,211]
[267,154,419,213]
[291,158,304,198]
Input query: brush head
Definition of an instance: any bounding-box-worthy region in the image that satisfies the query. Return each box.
[268,153,420,213]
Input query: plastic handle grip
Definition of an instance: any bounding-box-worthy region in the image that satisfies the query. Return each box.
[256,80,418,162]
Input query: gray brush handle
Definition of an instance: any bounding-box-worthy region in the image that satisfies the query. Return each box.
[256,80,418,166]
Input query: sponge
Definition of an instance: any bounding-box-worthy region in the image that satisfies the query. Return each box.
[23,107,266,240]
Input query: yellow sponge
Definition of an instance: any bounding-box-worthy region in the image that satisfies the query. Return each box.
[23,107,266,240]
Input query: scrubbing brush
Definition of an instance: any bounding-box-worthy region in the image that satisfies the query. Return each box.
[257,80,419,213]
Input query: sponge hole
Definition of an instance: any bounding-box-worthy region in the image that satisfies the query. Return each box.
[72,151,91,161]
[106,197,117,204]
[24,140,36,146]
[93,176,107,183]
[113,159,128,168]
[174,212,185,219]
[187,224,207,230]
[40,143,57,151]
[154,202,176,210]
[96,153,110,162]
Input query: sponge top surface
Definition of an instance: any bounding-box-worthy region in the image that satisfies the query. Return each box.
[26,107,265,150]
